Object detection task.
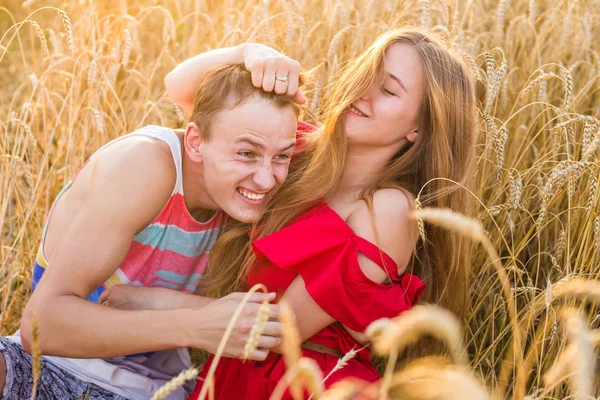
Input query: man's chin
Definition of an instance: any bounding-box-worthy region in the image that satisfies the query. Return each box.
[224,206,263,224]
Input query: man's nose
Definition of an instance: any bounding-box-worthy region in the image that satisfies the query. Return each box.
[253,163,276,191]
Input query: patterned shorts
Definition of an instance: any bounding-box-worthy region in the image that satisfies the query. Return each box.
[0,337,128,400]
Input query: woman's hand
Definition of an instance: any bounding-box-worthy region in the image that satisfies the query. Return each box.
[242,43,306,104]
[99,284,151,310]
[165,43,306,114]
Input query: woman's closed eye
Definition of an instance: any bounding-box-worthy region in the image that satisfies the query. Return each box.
[380,86,397,96]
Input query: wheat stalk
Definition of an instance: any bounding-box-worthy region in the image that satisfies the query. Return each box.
[196,284,269,400]
[30,21,49,57]
[389,359,490,400]
[366,305,468,366]
[269,358,324,400]
[543,308,595,400]
[242,300,270,359]
[151,367,199,400]
[57,10,75,54]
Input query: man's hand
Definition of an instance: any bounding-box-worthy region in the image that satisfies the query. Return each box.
[186,292,282,361]
[242,43,306,104]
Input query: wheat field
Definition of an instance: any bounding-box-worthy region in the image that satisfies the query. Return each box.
[1,0,600,398]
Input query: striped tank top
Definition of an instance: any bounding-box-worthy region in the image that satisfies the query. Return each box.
[32,125,227,299]
[15,125,228,399]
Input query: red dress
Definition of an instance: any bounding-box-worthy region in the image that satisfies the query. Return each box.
[189,201,425,399]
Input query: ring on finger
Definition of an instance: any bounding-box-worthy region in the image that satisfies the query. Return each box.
[275,76,288,83]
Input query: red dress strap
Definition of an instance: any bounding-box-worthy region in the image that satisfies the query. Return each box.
[352,235,399,280]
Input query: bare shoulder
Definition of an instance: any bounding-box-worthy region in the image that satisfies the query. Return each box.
[347,188,417,277]
[68,134,177,228]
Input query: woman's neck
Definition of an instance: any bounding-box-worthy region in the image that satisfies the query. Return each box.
[334,141,406,198]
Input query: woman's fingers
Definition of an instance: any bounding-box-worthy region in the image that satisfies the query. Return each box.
[285,61,301,98]
[262,60,277,92]
[250,65,264,88]
[245,52,303,103]
[274,71,289,95]
[293,90,307,104]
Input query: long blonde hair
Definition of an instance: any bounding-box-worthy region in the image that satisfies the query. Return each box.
[200,28,477,319]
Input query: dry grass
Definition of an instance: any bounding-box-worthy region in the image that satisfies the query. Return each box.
[2,0,600,399]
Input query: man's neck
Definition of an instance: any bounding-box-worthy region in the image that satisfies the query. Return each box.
[181,151,220,222]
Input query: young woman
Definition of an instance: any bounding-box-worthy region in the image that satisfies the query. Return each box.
[158,27,477,399]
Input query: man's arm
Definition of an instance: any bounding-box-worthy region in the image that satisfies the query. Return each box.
[20,137,280,360]
[164,43,304,115]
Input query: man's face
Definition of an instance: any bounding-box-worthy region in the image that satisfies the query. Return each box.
[198,96,297,223]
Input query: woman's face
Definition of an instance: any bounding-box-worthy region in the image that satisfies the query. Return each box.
[344,42,425,150]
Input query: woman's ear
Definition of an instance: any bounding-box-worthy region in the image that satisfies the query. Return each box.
[407,129,419,143]
[184,122,205,161]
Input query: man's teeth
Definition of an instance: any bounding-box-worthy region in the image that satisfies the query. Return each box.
[237,188,266,200]
[350,105,367,117]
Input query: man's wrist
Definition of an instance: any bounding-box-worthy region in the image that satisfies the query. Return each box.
[168,307,197,349]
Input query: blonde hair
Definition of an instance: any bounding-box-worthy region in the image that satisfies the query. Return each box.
[200,28,477,320]
[190,63,302,139]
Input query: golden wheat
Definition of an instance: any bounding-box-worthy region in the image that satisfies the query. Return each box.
[2,0,600,398]
[151,367,199,400]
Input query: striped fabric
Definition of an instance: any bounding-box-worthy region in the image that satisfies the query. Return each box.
[32,126,227,304]
[21,126,227,399]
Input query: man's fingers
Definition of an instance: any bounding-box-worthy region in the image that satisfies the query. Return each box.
[267,303,281,320]
[247,348,269,361]
[257,335,281,349]
[242,292,277,303]
[262,321,282,337]
[228,292,276,303]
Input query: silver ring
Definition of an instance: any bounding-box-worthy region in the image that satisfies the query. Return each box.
[276,76,288,83]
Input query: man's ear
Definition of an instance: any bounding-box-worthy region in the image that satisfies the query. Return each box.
[406,128,419,143]
[184,122,205,162]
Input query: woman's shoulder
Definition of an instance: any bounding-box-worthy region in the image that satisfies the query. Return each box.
[346,188,417,277]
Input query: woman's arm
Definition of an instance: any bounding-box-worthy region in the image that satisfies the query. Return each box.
[278,189,417,345]
[99,284,215,310]
[164,43,305,115]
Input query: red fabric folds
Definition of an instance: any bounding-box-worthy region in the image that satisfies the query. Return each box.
[189,201,425,400]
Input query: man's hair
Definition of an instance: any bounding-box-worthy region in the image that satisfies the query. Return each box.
[190,63,302,139]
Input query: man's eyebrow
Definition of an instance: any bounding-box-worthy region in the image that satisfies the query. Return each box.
[280,142,296,152]
[237,137,296,152]
[387,72,407,93]
[237,137,264,149]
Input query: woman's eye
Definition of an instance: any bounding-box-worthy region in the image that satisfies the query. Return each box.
[381,87,396,96]
[275,154,290,161]
[238,151,255,158]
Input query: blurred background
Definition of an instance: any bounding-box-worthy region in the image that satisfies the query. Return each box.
[1,0,600,398]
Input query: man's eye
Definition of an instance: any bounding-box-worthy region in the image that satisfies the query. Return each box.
[381,87,396,96]
[238,151,255,158]
[275,154,290,161]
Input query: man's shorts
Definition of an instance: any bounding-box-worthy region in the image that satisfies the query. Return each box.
[0,337,128,399]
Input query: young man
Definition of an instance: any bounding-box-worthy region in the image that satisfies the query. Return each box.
[0,64,301,399]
